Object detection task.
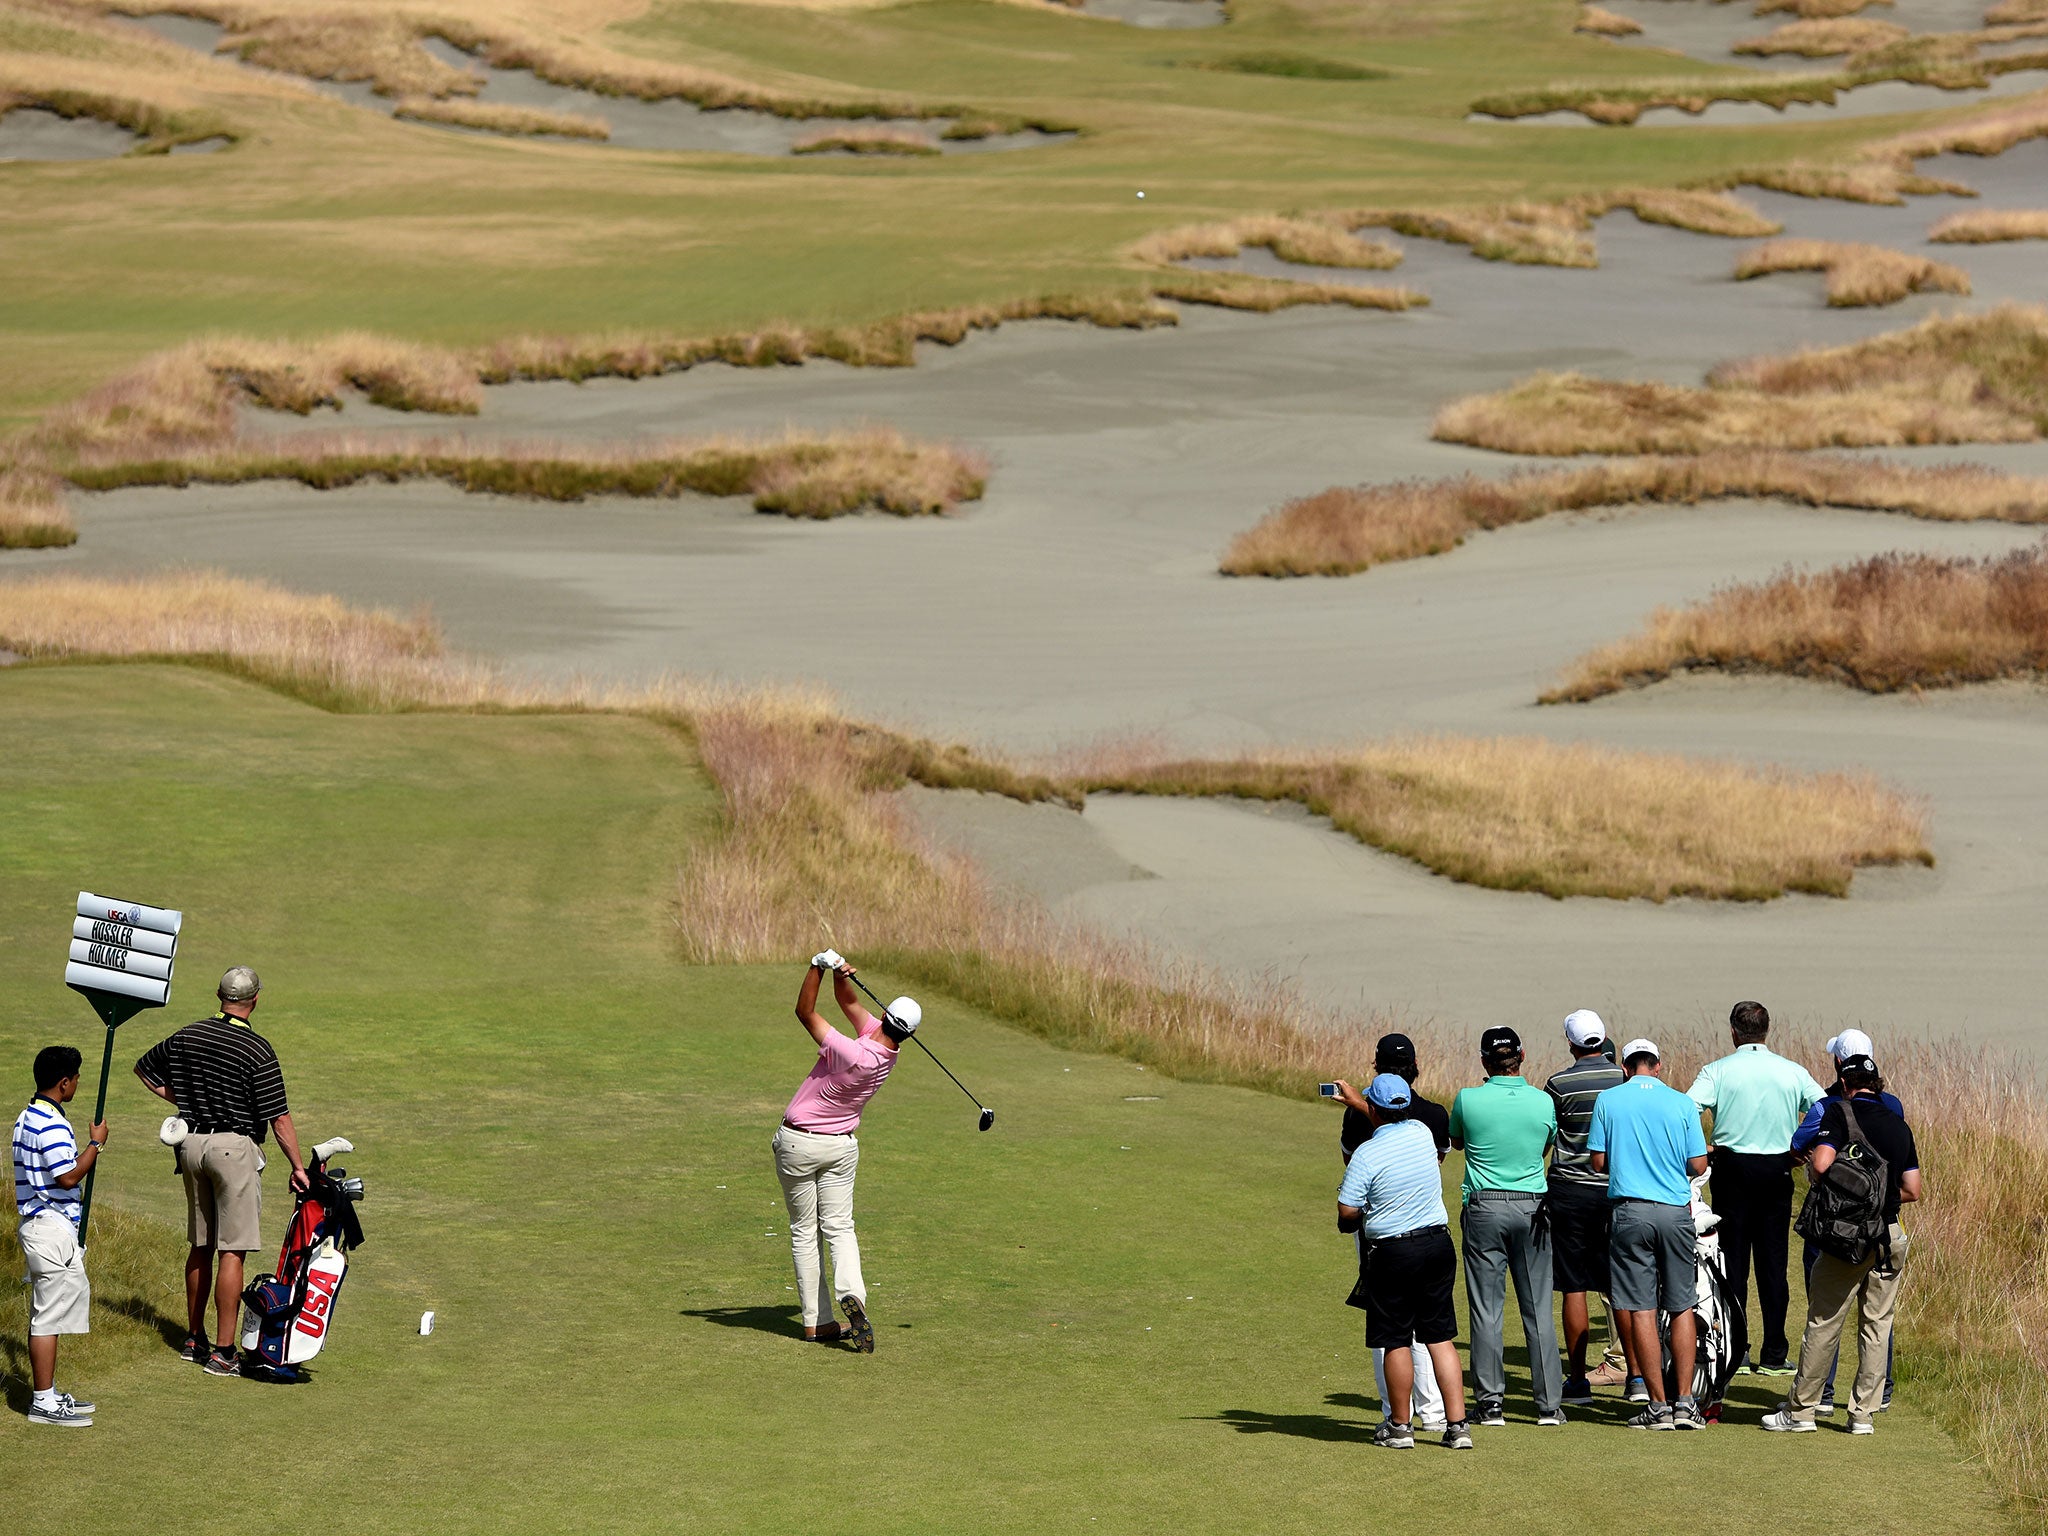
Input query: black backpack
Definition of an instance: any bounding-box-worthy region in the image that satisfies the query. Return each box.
[1794,1098,1891,1265]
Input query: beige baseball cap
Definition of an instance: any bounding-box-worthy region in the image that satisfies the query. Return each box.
[218,966,261,1002]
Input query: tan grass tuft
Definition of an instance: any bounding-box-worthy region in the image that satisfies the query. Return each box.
[1219,452,2048,577]
[1356,203,1598,267]
[1754,0,1895,15]
[1544,546,2048,698]
[63,428,990,518]
[1615,188,1783,238]
[0,464,78,549]
[1063,736,1929,901]
[1131,215,1403,271]
[1576,5,1644,35]
[1732,237,1972,306]
[791,126,939,156]
[391,95,608,140]
[1436,304,2048,455]
[1929,207,2048,242]
[1733,16,1910,54]
[219,11,482,99]
[1148,270,1427,313]
[1985,0,2048,20]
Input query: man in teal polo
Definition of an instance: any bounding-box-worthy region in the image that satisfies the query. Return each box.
[1448,1026,1562,1427]
[1686,1001,1824,1374]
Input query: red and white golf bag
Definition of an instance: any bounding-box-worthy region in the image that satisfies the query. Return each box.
[238,1137,366,1376]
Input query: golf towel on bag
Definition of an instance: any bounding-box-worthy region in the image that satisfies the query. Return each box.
[239,1152,366,1374]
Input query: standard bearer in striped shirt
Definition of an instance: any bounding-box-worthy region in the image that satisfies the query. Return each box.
[14,1044,107,1427]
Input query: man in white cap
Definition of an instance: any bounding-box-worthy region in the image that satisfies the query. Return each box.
[1544,1010,1631,1405]
[1588,1038,1710,1429]
[1789,1028,1905,1413]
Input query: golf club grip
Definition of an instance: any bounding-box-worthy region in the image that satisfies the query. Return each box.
[842,967,988,1112]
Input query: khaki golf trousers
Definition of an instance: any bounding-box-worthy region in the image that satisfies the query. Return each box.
[772,1126,865,1329]
[1787,1224,1909,1420]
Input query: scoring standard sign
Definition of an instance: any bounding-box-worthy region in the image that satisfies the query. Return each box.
[66,890,183,1005]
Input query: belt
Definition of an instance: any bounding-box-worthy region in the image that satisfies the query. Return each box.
[187,1124,253,1137]
[1368,1223,1449,1244]
[1468,1188,1544,1202]
[780,1120,851,1137]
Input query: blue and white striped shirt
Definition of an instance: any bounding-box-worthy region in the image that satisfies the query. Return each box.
[1339,1117,1449,1239]
[13,1097,82,1226]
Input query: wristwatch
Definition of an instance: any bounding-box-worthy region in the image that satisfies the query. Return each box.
[89,1139,105,1151]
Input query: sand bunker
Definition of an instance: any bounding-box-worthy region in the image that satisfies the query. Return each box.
[1485,67,2048,125]
[1596,0,2020,67]
[0,107,141,160]
[1075,0,1227,27]
[23,150,2048,1052]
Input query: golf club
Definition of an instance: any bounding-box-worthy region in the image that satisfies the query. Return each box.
[845,970,995,1132]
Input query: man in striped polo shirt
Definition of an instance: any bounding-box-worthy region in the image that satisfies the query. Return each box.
[133,966,309,1377]
[1543,1010,1632,1405]
[14,1044,108,1427]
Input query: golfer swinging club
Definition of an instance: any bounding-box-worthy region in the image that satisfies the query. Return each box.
[773,951,917,1352]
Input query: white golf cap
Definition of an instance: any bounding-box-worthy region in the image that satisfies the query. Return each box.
[886,997,921,1035]
[1621,1037,1660,1062]
[1826,1028,1874,1063]
[1563,1009,1607,1047]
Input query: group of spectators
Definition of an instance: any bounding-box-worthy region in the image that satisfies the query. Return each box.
[1332,1002,1920,1449]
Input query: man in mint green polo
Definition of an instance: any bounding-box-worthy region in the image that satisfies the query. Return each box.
[1686,1001,1824,1374]
[1448,1026,1561,1426]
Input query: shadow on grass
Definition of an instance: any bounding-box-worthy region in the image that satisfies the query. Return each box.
[1193,1406,1376,1443]
[681,1304,804,1338]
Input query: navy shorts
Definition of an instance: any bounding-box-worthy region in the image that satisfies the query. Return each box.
[1362,1227,1458,1350]
[1549,1180,1612,1295]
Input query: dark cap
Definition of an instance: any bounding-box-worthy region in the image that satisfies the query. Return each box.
[1374,1033,1417,1071]
[1480,1026,1522,1058]
[1837,1054,1880,1078]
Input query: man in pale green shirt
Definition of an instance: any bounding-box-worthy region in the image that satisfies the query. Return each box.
[1448,1027,1561,1425]
[1686,1000,1824,1373]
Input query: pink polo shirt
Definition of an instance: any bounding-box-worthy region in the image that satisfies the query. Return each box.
[783,1022,896,1135]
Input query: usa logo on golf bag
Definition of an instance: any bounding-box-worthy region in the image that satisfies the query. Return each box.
[238,1140,366,1380]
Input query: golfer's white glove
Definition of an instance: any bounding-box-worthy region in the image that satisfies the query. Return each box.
[812,949,845,972]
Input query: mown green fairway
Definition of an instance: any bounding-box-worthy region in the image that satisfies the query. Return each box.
[0,665,2012,1531]
[0,0,1925,425]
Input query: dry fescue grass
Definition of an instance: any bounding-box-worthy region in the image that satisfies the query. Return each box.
[1755,0,1894,16]
[0,81,232,151]
[391,94,608,140]
[1734,16,1910,54]
[1544,547,2048,699]
[791,125,939,156]
[1733,237,1973,306]
[1930,208,2048,242]
[1218,451,2048,577]
[217,9,480,99]
[1,1205,188,1391]
[1062,735,1929,901]
[1148,270,1426,313]
[65,427,989,517]
[1986,0,2048,20]
[1745,93,2048,205]
[1130,215,1403,271]
[1435,304,2048,455]
[1576,4,1643,35]
[0,465,77,549]
[1351,190,1777,268]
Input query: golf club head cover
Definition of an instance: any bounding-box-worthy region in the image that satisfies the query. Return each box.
[311,1136,354,1162]
[159,1115,190,1147]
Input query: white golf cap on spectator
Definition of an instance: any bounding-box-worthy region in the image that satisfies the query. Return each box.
[1621,1037,1660,1062]
[1826,1028,1874,1062]
[1563,1009,1607,1047]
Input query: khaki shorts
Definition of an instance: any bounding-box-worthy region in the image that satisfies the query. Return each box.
[20,1213,92,1336]
[181,1131,266,1252]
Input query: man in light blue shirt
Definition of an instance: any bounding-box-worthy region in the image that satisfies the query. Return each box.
[1686,1000,1824,1373]
[1589,1038,1709,1430]
[1336,1073,1472,1450]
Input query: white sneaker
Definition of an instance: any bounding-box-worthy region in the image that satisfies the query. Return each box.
[58,1391,95,1414]
[1759,1410,1816,1433]
[1847,1415,1875,1435]
[27,1399,92,1428]
[1537,1411,1567,1426]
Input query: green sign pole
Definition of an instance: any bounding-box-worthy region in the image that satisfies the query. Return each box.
[73,989,151,1248]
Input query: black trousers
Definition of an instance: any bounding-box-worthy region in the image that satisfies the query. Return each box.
[1711,1148,1795,1364]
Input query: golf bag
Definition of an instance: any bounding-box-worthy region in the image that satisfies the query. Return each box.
[1660,1175,1748,1413]
[238,1138,365,1378]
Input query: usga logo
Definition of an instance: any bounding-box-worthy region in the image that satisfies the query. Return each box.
[293,1266,342,1339]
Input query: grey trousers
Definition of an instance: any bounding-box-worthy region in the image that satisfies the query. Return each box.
[1462,1191,1564,1416]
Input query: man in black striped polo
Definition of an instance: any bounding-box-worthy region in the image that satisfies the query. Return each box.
[133,967,309,1377]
